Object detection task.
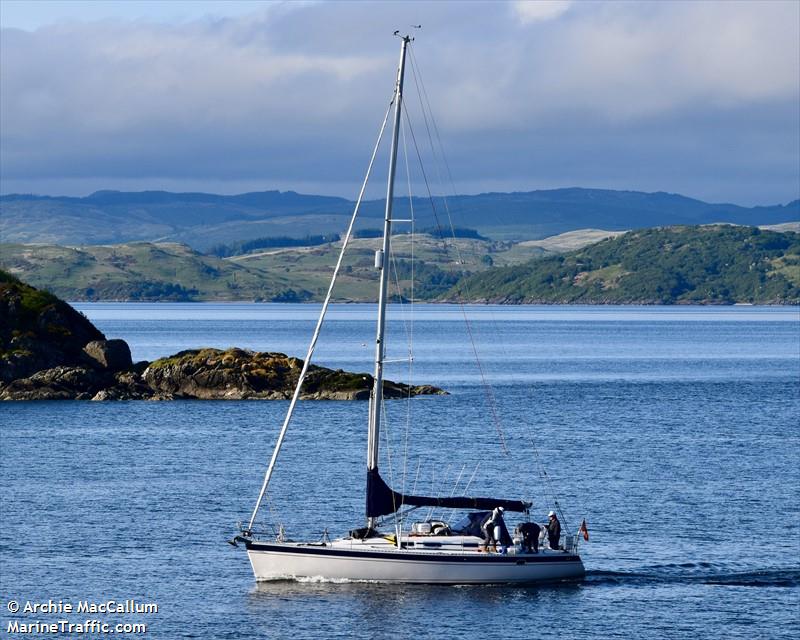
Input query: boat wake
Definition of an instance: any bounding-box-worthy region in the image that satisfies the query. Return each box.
[586,565,799,588]
[247,566,799,594]
[255,575,384,585]
[295,575,382,585]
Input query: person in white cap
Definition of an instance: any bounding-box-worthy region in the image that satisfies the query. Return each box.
[546,510,561,550]
[481,506,508,552]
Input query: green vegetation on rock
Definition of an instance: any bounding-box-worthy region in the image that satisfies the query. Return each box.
[0,270,106,381]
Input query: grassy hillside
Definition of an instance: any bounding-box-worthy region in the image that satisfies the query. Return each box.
[0,235,544,302]
[448,226,800,304]
[227,234,545,301]
[0,242,308,302]
[4,226,799,304]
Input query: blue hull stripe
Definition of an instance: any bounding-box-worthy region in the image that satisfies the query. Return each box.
[244,540,581,564]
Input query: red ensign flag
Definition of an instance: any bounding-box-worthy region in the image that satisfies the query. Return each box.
[579,519,589,541]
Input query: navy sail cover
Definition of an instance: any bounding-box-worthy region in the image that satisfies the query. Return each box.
[366,468,530,518]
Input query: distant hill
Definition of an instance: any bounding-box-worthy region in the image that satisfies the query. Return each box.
[0,190,352,249]
[0,233,543,302]
[1,188,797,250]
[0,242,313,302]
[447,225,800,304]
[3,226,799,304]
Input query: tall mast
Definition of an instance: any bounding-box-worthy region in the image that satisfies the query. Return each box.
[366,34,410,528]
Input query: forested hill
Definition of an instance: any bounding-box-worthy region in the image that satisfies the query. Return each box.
[447,226,800,304]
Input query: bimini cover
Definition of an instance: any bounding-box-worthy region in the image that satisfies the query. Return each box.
[366,468,530,518]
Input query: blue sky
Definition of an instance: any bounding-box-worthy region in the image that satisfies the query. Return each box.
[1,0,798,205]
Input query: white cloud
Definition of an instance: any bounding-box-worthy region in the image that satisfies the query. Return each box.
[512,1,572,24]
[0,1,797,203]
[541,2,800,120]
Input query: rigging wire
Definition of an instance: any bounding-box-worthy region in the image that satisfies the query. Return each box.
[411,455,422,494]
[398,112,416,502]
[433,463,466,522]
[424,462,452,521]
[408,44,573,527]
[383,241,409,515]
[379,113,418,538]
[446,461,482,524]
[522,423,570,532]
[399,92,509,456]
[380,399,399,518]
[261,492,282,539]
[405,46,509,457]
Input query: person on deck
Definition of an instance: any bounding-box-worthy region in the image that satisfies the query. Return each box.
[481,508,498,550]
[517,521,541,553]
[482,506,509,552]
[546,510,561,550]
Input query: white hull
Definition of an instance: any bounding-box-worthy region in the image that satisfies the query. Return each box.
[245,537,584,584]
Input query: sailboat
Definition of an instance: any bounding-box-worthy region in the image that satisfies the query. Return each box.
[232,34,586,584]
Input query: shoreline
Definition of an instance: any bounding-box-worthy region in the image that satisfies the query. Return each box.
[67,299,800,307]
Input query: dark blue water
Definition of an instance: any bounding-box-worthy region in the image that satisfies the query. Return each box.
[2,304,798,639]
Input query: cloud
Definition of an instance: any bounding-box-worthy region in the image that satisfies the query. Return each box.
[0,1,797,204]
[545,2,800,119]
[512,1,572,24]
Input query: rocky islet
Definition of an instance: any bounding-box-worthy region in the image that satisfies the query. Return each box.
[0,271,444,401]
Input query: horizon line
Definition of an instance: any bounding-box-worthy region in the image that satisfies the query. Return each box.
[1,186,798,209]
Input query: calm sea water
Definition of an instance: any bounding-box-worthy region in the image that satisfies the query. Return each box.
[2,304,798,639]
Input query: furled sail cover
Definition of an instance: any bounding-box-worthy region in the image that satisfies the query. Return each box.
[366,468,530,518]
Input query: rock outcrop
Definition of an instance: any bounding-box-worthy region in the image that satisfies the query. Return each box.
[0,271,105,383]
[2,366,107,400]
[141,348,444,400]
[0,271,446,401]
[83,339,133,371]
